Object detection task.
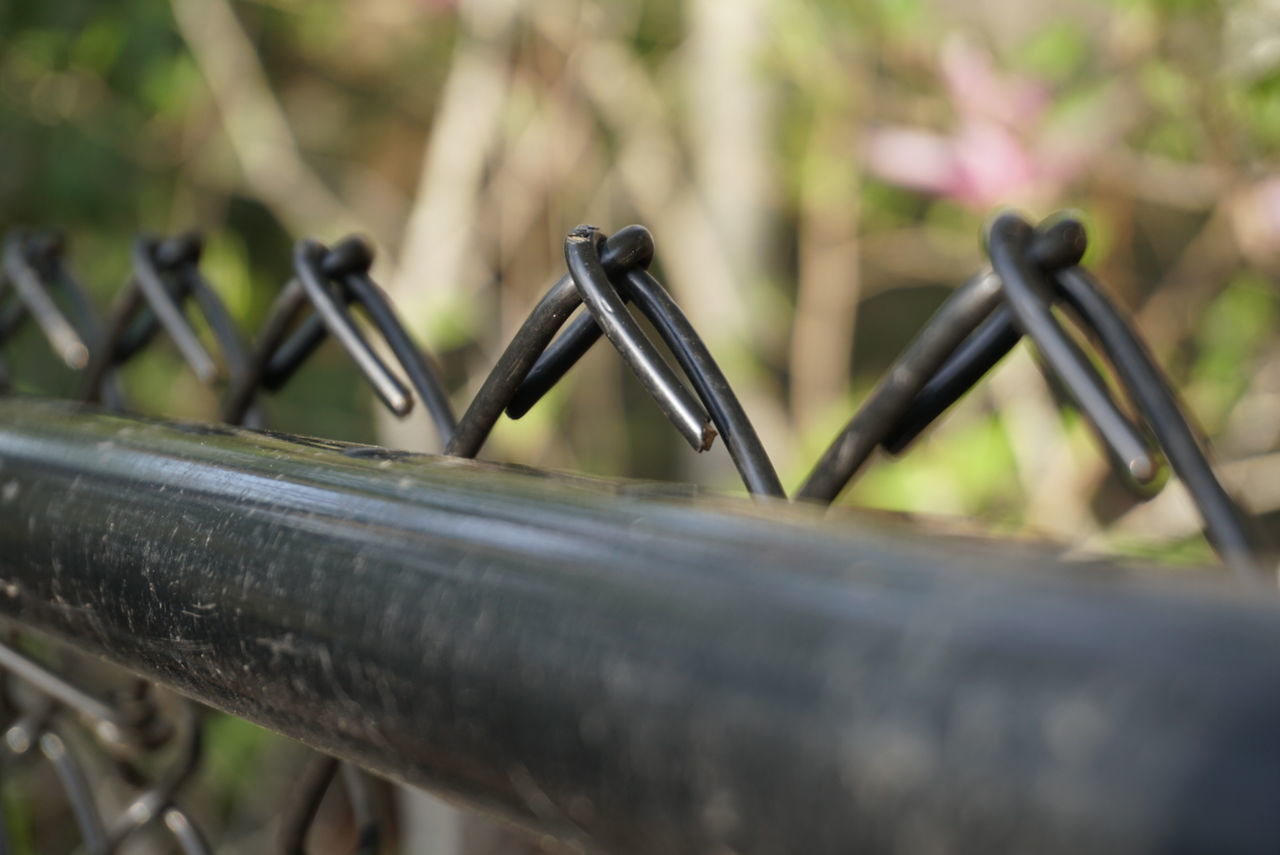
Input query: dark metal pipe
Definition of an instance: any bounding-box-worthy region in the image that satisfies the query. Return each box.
[2,400,1280,855]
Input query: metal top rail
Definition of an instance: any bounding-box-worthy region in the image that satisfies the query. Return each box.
[2,398,1279,855]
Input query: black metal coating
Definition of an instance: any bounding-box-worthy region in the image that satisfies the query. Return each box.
[221,276,313,425]
[282,755,345,855]
[257,242,408,393]
[1052,265,1265,582]
[795,269,1003,502]
[503,306,617,420]
[880,304,1020,455]
[2,231,90,370]
[446,224,659,458]
[337,267,457,445]
[293,238,413,416]
[81,233,247,414]
[82,281,146,402]
[985,214,1158,486]
[505,262,782,495]
[281,755,380,855]
[38,728,108,852]
[2,400,1280,855]
[620,267,782,495]
[0,231,126,408]
[564,226,715,452]
[259,313,327,390]
[224,236,456,447]
[106,233,203,365]
[130,237,218,384]
[795,219,1091,503]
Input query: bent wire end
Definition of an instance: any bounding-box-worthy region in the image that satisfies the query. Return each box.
[292,238,413,417]
[986,212,1161,490]
[3,230,90,370]
[505,224,656,420]
[132,236,219,384]
[564,225,714,453]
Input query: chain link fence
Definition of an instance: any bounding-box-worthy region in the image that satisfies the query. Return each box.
[0,208,1268,852]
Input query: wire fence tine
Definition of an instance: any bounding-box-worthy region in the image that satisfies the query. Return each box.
[222,278,310,424]
[796,268,1004,503]
[504,224,656,419]
[879,218,1087,455]
[563,226,714,452]
[619,267,783,495]
[448,225,659,457]
[131,237,218,384]
[339,267,456,446]
[1053,264,1267,582]
[2,231,90,370]
[39,729,109,854]
[987,213,1160,486]
[293,239,412,416]
[798,216,1095,503]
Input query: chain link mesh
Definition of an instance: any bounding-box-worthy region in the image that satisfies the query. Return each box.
[0,209,1263,852]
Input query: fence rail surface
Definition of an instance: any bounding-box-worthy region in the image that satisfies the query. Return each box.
[1,399,1279,855]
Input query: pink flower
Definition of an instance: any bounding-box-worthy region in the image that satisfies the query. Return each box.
[865,37,1086,209]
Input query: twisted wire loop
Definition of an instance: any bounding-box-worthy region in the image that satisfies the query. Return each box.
[80,231,262,430]
[447,224,664,458]
[0,231,125,406]
[798,211,1261,581]
[0,208,1268,852]
[514,226,784,496]
[223,236,455,446]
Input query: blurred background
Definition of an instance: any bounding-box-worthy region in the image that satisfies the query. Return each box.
[2,0,1279,850]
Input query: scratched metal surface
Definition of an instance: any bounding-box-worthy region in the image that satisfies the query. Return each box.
[1,399,1279,855]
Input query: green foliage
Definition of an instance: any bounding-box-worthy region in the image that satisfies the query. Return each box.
[1013,20,1090,82]
[1186,273,1278,429]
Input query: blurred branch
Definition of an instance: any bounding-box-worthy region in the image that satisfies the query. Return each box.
[385,0,520,325]
[170,0,365,239]
[1101,151,1228,212]
[375,0,521,455]
[686,0,776,299]
[1135,204,1241,354]
[789,113,863,431]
